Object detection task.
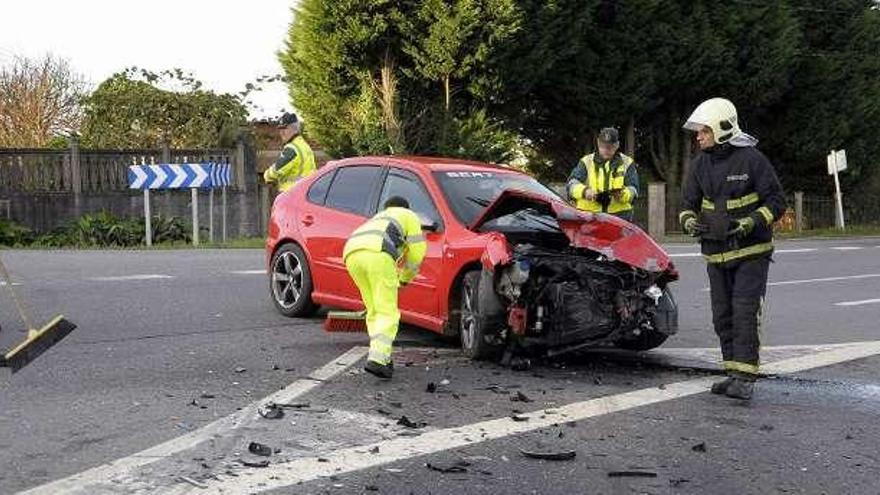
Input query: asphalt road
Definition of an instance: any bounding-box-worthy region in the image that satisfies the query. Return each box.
[1,237,879,494]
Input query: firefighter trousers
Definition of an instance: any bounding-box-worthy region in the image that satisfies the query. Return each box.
[706,255,770,377]
[345,250,400,365]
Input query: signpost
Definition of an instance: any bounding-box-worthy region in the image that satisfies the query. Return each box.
[826,149,847,230]
[128,162,232,245]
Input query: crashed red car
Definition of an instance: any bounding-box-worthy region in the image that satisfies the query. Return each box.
[266,156,678,359]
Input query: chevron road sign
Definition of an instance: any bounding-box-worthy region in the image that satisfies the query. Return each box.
[127,163,231,190]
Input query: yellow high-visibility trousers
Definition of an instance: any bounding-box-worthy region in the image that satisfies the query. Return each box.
[345,250,400,365]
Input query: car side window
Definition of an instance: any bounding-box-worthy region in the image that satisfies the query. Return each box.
[324,166,382,215]
[379,168,442,228]
[306,169,335,205]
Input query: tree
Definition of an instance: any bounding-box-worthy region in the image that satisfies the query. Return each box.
[0,55,86,148]
[80,68,248,149]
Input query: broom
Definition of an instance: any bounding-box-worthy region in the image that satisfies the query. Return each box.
[0,254,77,373]
[323,310,367,333]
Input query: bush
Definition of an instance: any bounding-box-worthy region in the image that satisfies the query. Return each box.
[29,212,190,248]
[0,219,34,247]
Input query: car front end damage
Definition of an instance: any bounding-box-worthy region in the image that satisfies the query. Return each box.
[469,190,679,358]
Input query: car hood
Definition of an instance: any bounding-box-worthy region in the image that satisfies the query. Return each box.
[470,189,673,273]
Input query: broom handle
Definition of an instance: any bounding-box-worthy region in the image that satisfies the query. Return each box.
[0,254,35,331]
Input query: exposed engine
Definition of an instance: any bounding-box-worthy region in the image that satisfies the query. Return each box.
[495,244,670,348]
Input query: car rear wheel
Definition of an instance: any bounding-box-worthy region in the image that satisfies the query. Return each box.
[460,270,504,360]
[270,243,318,317]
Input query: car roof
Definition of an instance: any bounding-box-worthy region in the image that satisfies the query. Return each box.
[329,155,524,174]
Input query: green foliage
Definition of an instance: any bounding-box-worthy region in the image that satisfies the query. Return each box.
[0,220,34,247]
[80,68,248,149]
[28,212,189,248]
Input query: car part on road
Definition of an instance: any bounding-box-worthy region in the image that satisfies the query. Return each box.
[425,460,470,473]
[520,449,577,461]
[248,442,274,457]
[258,403,285,419]
[397,415,427,429]
[0,254,77,373]
[240,459,270,468]
[269,243,317,317]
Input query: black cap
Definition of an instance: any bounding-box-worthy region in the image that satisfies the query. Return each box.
[597,127,619,144]
[280,112,299,126]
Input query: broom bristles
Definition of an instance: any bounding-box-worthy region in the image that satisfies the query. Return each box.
[323,310,367,333]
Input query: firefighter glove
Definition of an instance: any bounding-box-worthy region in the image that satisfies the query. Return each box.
[683,217,709,237]
[730,217,755,238]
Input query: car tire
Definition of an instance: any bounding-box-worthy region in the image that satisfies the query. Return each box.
[269,243,318,317]
[460,270,504,360]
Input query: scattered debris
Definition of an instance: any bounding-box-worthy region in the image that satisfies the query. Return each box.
[691,442,707,453]
[440,379,450,386]
[365,485,379,492]
[258,403,284,419]
[510,414,529,422]
[272,364,280,371]
[593,376,603,385]
[189,399,206,409]
[658,383,667,390]
[234,367,247,373]
[178,475,208,489]
[248,442,273,457]
[369,446,380,454]
[240,459,270,468]
[200,393,216,399]
[669,478,691,487]
[760,424,775,432]
[385,468,405,473]
[608,471,657,478]
[397,416,427,429]
[376,408,392,416]
[426,382,437,393]
[278,402,311,409]
[520,449,576,461]
[511,391,533,403]
[317,458,330,463]
[510,357,532,371]
[425,460,470,473]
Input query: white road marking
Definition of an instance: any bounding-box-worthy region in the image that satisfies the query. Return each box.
[229,270,265,275]
[20,346,369,495]
[830,246,863,251]
[669,252,701,258]
[0,281,21,286]
[834,298,880,307]
[186,340,880,495]
[775,248,817,253]
[87,274,174,281]
[701,272,880,292]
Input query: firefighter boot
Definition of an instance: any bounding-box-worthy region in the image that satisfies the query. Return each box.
[711,376,735,395]
[725,376,755,400]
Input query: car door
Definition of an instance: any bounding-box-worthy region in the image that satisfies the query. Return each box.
[301,164,383,303]
[376,167,444,319]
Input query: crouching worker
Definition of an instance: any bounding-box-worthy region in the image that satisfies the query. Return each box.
[343,196,427,379]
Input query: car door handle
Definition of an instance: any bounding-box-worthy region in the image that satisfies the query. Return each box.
[301,215,314,226]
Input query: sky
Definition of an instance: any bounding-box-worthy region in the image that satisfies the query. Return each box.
[0,0,295,119]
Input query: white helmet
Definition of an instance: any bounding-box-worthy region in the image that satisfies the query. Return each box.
[683,97,742,145]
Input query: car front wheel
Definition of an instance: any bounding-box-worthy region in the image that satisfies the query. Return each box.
[270,243,318,317]
[460,270,504,360]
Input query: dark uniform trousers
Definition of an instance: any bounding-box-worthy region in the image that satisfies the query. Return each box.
[706,255,769,371]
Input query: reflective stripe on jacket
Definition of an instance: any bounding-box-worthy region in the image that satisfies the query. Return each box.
[343,207,427,283]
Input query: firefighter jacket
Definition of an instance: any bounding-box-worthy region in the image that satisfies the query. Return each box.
[680,144,786,265]
[343,206,427,284]
[567,152,639,214]
[263,135,316,192]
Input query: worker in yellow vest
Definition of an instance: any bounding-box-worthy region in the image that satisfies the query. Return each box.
[343,196,427,379]
[566,127,640,222]
[263,113,316,192]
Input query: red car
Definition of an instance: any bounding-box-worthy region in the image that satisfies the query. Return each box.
[266,156,678,359]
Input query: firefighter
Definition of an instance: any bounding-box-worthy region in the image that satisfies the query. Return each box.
[262,112,316,192]
[343,196,427,379]
[566,127,640,222]
[679,97,786,400]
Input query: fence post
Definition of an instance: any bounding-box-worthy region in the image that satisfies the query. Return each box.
[794,191,804,233]
[70,135,82,217]
[648,182,666,240]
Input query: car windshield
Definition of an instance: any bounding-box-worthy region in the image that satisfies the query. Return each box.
[433,170,563,226]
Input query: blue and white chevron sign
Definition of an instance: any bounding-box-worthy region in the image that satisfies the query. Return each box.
[128,163,213,190]
[210,163,232,187]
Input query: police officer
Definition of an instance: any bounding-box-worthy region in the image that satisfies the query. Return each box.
[344,196,427,379]
[679,98,786,400]
[566,127,640,222]
[263,112,316,192]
